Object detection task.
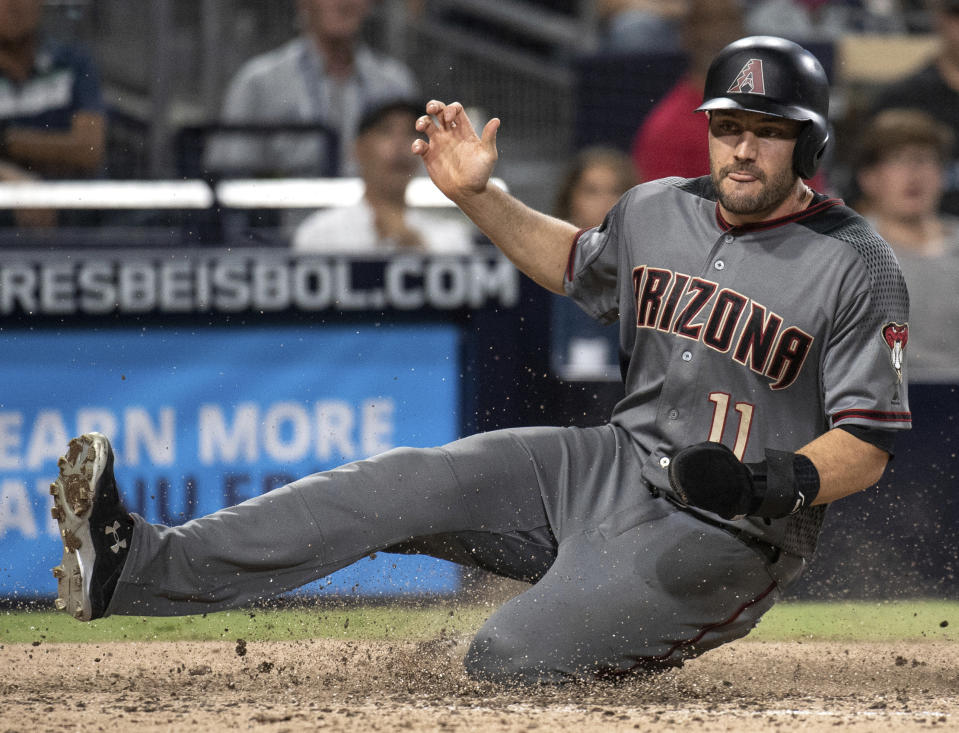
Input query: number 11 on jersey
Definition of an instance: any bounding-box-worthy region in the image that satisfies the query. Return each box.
[706,392,755,460]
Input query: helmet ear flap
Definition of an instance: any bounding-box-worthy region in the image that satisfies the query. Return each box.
[792,118,829,180]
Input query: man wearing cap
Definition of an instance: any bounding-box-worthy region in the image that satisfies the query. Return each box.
[292,98,475,253]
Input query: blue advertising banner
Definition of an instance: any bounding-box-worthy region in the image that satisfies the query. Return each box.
[0,324,462,599]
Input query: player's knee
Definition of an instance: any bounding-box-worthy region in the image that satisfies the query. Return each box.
[465,627,687,685]
[463,629,570,685]
[463,629,535,684]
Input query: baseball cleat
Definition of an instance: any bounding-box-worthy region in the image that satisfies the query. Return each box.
[49,433,133,621]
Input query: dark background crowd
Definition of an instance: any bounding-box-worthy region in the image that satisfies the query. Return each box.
[3,0,958,383]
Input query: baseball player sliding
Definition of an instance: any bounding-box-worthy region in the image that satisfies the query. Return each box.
[50,37,910,683]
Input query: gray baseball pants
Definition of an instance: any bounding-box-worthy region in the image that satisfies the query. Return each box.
[106,423,804,683]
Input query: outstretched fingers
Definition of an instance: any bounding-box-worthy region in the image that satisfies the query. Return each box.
[428,100,465,131]
[480,117,501,151]
[413,100,466,157]
[412,100,501,197]
[411,123,430,156]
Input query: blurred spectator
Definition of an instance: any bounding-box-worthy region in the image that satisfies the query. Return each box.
[293,98,474,254]
[745,0,907,39]
[550,147,636,381]
[597,0,688,53]
[206,0,419,178]
[554,146,637,228]
[745,0,818,37]
[0,0,106,227]
[870,0,959,215]
[629,0,744,182]
[853,108,959,381]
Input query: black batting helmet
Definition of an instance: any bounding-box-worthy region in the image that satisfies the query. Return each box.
[696,36,830,179]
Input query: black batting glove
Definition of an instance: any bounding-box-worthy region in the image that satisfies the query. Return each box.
[667,441,820,520]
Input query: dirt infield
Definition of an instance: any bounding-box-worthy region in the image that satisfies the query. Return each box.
[2,636,957,732]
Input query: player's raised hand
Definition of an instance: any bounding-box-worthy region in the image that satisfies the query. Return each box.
[412,100,500,202]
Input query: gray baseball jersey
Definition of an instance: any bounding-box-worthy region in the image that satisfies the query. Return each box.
[565,176,912,556]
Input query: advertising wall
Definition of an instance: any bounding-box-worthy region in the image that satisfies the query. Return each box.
[3,247,954,601]
[0,324,464,598]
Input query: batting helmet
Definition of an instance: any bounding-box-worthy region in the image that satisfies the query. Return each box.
[696,36,830,179]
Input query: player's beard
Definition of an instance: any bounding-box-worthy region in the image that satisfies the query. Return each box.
[712,162,797,218]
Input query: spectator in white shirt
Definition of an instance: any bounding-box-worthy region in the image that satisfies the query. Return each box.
[293,98,475,254]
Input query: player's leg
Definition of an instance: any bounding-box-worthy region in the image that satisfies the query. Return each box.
[386,527,558,584]
[51,428,558,619]
[464,500,804,684]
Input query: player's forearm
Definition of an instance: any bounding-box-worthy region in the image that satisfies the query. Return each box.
[454,183,578,295]
[797,428,888,505]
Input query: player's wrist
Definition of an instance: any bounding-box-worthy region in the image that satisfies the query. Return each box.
[668,442,820,520]
[745,449,820,518]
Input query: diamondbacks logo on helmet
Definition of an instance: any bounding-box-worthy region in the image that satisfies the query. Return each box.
[727,59,766,95]
[881,322,908,383]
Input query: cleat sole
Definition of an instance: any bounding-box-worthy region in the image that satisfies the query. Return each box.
[49,434,109,622]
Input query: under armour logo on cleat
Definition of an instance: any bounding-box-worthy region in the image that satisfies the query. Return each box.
[105,521,128,554]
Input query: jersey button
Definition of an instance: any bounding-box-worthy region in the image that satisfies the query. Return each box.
[724,234,734,243]
[714,260,725,271]
[668,409,679,420]
[659,456,670,469]
[682,350,692,361]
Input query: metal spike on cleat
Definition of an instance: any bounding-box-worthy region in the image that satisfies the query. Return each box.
[52,566,65,579]
[54,598,66,610]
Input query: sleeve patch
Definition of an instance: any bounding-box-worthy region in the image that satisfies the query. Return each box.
[881,321,908,384]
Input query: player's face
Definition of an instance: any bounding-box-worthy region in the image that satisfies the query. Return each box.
[708,110,805,223]
[857,144,945,220]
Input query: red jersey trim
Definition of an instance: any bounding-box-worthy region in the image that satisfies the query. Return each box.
[832,408,912,425]
[565,227,591,282]
[715,197,844,233]
[649,580,777,662]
